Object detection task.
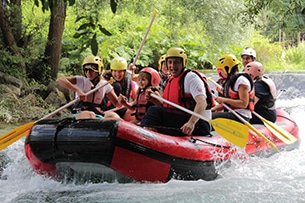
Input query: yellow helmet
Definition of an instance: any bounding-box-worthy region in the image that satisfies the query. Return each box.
[165,47,187,67]
[82,55,104,74]
[216,54,239,77]
[158,54,166,70]
[110,57,127,71]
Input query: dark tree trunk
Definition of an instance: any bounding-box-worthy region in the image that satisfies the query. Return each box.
[44,0,67,80]
[0,4,26,76]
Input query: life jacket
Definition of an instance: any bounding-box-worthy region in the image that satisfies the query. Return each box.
[101,71,133,111]
[255,76,276,110]
[73,79,106,115]
[163,70,215,110]
[132,89,155,120]
[223,72,255,111]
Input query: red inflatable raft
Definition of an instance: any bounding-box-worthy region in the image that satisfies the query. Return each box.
[24,109,299,183]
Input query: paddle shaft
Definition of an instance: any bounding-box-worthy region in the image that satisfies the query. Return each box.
[150,94,208,122]
[132,9,159,66]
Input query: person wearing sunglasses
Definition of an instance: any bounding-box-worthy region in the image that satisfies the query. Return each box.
[56,55,121,120]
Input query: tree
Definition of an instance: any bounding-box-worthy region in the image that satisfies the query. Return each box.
[0,0,117,83]
[0,2,26,75]
[44,0,68,80]
[243,0,305,45]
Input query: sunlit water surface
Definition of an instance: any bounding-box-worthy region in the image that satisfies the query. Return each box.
[0,97,305,203]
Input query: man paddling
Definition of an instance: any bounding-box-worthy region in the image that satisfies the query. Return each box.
[141,47,214,136]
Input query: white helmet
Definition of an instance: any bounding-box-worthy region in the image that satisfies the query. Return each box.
[241,47,256,59]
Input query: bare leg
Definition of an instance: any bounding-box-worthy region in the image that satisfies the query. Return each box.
[76,110,96,120]
[103,111,121,120]
[123,109,136,122]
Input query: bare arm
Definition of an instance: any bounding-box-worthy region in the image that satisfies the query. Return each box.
[106,89,122,108]
[119,94,135,110]
[181,94,207,135]
[56,76,85,99]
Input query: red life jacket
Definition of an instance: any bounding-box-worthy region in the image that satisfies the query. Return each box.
[132,89,155,120]
[224,73,255,111]
[163,70,214,110]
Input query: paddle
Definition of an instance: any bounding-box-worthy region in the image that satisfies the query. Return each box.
[0,81,109,150]
[251,111,297,144]
[129,9,159,81]
[207,77,296,145]
[150,94,249,148]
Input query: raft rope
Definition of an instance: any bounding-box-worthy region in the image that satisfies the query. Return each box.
[189,137,232,148]
[53,118,74,150]
[139,124,235,148]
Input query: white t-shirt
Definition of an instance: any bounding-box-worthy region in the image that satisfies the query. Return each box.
[74,75,113,99]
[183,71,211,120]
[232,75,252,118]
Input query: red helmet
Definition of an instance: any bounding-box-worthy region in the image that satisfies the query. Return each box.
[140,67,161,86]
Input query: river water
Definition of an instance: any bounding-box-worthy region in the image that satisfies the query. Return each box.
[0,73,305,203]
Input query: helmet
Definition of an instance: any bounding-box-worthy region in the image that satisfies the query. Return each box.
[82,55,104,74]
[241,47,256,59]
[140,67,161,86]
[158,54,166,70]
[216,54,240,77]
[165,47,187,67]
[110,57,127,71]
[244,61,264,79]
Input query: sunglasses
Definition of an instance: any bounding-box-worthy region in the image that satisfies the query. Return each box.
[83,68,96,73]
[83,64,98,73]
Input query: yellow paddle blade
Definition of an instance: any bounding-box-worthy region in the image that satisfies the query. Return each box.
[209,118,249,148]
[262,118,297,145]
[0,121,36,150]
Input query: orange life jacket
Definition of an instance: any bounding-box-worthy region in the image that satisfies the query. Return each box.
[163,70,215,110]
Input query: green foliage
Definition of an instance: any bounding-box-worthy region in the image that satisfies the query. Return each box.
[243,0,305,43]
[58,0,253,72]
[239,32,305,71]
[1,0,304,83]
[283,42,305,70]
[0,49,24,78]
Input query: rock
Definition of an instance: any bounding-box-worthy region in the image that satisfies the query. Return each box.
[45,90,67,108]
[0,72,23,97]
[0,72,23,88]
[0,84,21,96]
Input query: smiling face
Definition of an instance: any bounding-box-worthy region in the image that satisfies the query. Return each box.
[242,55,255,68]
[166,57,184,77]
[83,64,99,80]
[137,72,150,89]
[111,70,125,82]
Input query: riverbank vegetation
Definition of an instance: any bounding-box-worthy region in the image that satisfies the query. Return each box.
[0,0,304,123]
